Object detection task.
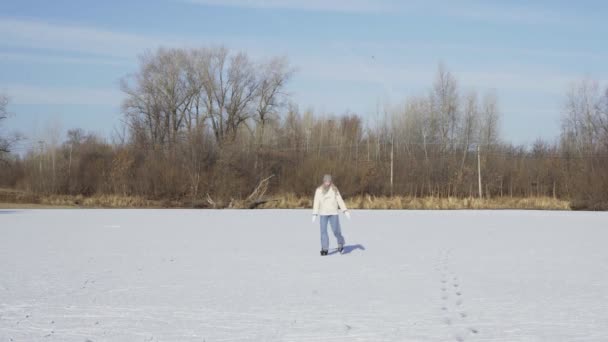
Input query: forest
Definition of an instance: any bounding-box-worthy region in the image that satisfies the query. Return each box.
[1,47,607,210]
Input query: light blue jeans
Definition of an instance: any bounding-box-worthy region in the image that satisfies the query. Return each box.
[320,215,345,251]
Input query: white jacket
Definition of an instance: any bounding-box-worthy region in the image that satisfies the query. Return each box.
[313,185,348,216]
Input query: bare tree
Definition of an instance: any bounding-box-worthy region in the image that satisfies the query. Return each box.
[562,79,607,152]
[460,92,479,174]
[201,48,291,145]
[255,57,293,133]
[122,48,199,147]
[601,87,608,148]
[123,47,292,147]
[1,94,14,160]
[560,79,608,207]
[479,91,500,147]
[0,93,7,121]
[432,63,459,151]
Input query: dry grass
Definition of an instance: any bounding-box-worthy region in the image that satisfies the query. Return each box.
[0,189,162,209]
[0,202,76,209]
[0,188,40,205]
[261,194,570,211]
[39,195,161,208]
[259,193,312,209]
[0,188,570,210]
[350,195,571,210]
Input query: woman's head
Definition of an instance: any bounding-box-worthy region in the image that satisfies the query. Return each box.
[322,174,332,187]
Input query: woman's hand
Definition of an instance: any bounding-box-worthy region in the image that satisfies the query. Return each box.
[344,211,351,220]
[312,215,317,223]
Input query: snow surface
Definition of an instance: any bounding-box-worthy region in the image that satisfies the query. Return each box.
[1,209,608,342]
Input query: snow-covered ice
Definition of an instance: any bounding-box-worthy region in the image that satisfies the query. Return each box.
[1,209,608,341]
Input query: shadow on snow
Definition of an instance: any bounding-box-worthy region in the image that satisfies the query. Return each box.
[328,244,366,256]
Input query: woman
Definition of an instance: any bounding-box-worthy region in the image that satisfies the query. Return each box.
[312,174,351,256]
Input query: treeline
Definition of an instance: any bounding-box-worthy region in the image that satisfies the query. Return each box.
[1,47,607,209]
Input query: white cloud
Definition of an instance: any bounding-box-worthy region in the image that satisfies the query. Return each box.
[0,51,130,66]
[457,70,573,94]
[439,2,568,25]
[0,17,274,63]
[334,40,607,63]
[295,53,580,96]
[0,18,153,58]
[0,18,218,60]
[2,84,123,106]
[181,0,391,13]
[180,0,584,26]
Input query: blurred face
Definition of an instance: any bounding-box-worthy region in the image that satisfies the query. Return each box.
[323,180,331,187]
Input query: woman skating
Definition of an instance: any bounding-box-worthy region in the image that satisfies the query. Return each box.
[312,175,351,256]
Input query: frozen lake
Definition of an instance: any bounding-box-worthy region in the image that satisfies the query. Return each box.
[1,209,607,341]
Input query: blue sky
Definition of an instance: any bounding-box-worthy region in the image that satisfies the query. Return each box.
[1,0,607,150]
